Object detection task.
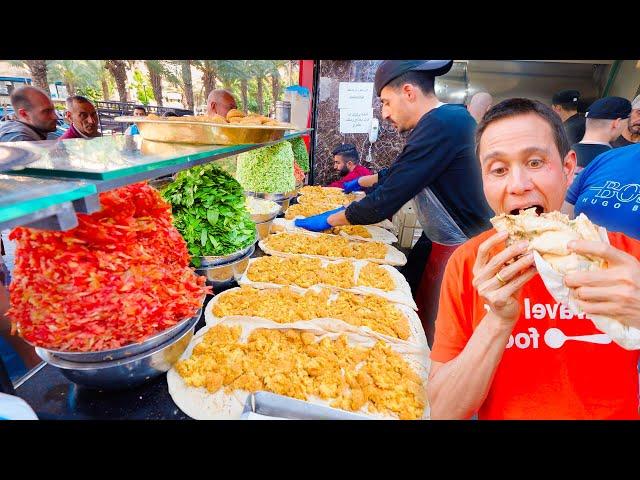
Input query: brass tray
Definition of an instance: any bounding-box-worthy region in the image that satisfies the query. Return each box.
[114,116,297,146]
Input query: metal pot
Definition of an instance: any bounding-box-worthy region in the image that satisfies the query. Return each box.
[35,314,198,390]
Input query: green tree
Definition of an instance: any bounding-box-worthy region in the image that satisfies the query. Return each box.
[130,69,154,105]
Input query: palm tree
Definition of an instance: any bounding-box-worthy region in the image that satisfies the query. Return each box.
[85,60,111,100]
[180,60,194,111]
[49,60,92,97]
[193,61,218,101]
[144,61,164,106]
[250,60,272,115]
[9,61,49,93]
[105,60,129,102]
[270,60,287,104]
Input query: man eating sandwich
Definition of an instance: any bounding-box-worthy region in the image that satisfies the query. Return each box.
[427,98,640,420]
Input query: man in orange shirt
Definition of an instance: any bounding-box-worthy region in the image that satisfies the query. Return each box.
[428,98,640,419]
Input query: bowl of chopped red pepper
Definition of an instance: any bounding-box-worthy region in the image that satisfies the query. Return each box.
[8,183,211,361]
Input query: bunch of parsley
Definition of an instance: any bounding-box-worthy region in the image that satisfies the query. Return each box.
[161,164,256,266]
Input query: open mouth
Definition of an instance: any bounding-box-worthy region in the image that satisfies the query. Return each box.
[509,205,544,216]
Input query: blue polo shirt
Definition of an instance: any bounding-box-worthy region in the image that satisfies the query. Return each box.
[566,143,640,240]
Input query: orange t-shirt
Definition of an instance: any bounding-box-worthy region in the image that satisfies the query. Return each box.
[431,228,640,420]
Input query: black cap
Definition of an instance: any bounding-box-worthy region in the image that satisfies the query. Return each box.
[585,96,632,120]
[374,60,453,96]
[552,89,580,106]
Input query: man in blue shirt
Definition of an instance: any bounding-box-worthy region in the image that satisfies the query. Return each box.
[125,105,146,135]
[563,143,640,240]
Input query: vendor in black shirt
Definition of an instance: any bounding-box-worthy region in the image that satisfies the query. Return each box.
[571,96,631,170]
[551,89,586,144]
[295,60,493,345]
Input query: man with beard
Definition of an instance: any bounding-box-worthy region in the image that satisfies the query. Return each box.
[327,144,372,188]
[295,60,493,345]
[612,94,640,148]
[0,86,58,142]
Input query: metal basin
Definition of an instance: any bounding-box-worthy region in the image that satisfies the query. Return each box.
[35,314,198,390]
[194,241,255,267]
[29,305,204,364]
[194,244,254,288]
[114,116,295,145]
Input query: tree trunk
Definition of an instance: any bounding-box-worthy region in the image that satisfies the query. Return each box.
[65,81,75,97]
[25,60,49,94]
[256,76,264,115]
[202,61,217,102]
[181,60,194,111]
[271,71,281,104]
[101,78,110,100]
[240,78,248,113]
[145,61,163,107]
[106,60,128,103]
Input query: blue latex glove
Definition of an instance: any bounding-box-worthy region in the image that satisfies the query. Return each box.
[294,207,345,232]
[342,178,362,194]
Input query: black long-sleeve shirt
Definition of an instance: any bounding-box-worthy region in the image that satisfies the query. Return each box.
[345,104,492,239]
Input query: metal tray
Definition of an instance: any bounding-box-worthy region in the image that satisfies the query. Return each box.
[114,116,297,146]
[241,391,370,420]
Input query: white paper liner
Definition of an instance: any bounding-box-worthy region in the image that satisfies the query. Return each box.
[532,227,640,350]
[238,257,417,310]
[167,316,430,420]
[271,218,398,244]
[259,231,407,266]
[206,285,426,348]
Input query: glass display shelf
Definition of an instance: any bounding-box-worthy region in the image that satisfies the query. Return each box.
[0,130,310,230]
[0,175,98,231]
[8,130,311,183]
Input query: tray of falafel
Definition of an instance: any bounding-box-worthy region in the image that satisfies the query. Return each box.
[114,109,298,146]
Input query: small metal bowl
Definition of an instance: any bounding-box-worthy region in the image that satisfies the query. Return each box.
[194,244,255,288]
[195,242,255,267]
[28,305,204,364]
[254,219,274,241]
[35,314,198,390]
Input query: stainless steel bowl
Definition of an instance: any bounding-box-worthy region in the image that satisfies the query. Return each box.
[244,190,298,202]
[254,219,274,241]
[35,314,198,390]
[194,244,255,288]
[195,242,255,267]
[28,305,204,364]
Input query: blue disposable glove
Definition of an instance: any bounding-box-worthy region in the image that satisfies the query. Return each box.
[342,178,362,194]
[294,207,345,232]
